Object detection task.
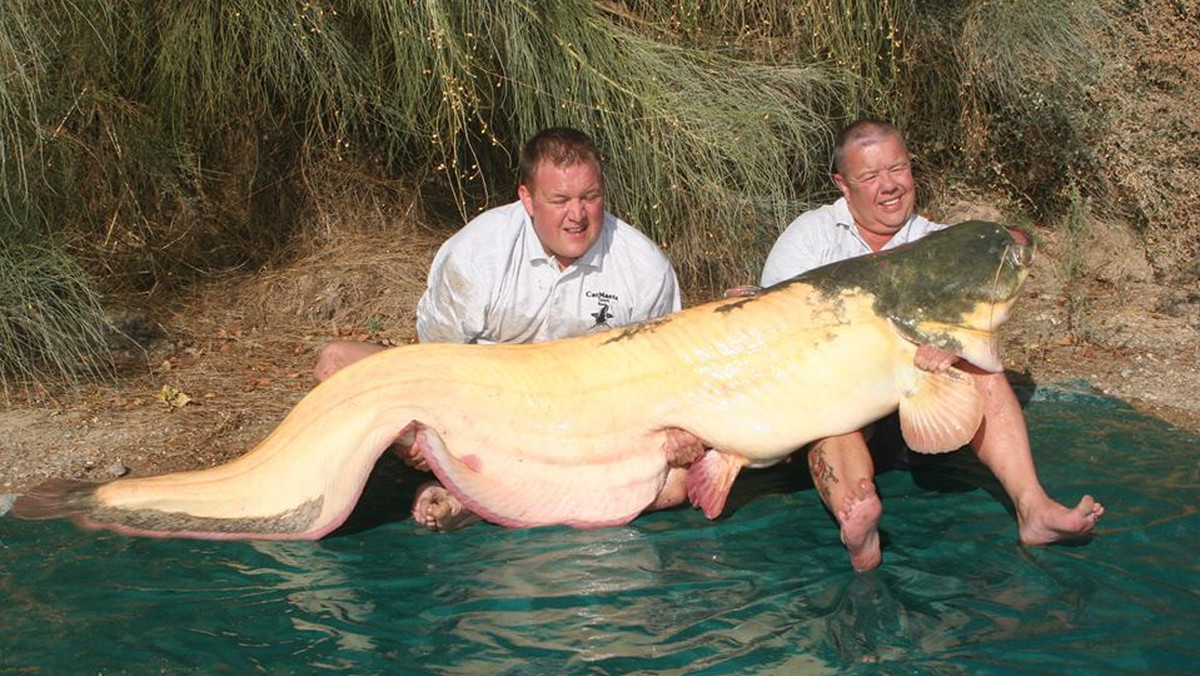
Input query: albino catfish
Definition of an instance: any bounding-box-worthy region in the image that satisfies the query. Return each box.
[14,221,1034,540]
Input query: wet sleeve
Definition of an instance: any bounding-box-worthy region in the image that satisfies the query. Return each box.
[415,254,489,344]
[649,264,682,318]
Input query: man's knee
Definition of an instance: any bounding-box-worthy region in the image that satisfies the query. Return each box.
[313,344,337,382]
[313,341,382,382]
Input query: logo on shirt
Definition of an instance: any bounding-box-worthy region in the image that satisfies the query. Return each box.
[587,290,619,330]
[591,303,613,329]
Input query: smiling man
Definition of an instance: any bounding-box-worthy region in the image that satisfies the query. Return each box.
[759,120,1103,571]
[759,120,935,282]
[414,127,680,346]
[312,127,681,530]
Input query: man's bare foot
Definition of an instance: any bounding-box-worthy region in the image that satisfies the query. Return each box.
[411,481,482,532]
[1018,494,1104,545]
[838,478,883,571]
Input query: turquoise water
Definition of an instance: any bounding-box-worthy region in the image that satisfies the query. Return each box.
[2,384,1197,675]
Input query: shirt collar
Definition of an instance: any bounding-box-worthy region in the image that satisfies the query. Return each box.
[522,210,613,271]
[832,196,919,251]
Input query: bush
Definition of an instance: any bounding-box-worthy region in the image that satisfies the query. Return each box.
[0,210,113,394]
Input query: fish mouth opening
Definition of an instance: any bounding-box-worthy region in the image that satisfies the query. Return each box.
[1006,227,1030,246]
[1004,227,1035,269]
[1006,242,1034,269]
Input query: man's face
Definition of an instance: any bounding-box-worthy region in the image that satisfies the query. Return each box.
[833,134,916,246]
[518,159,605,270]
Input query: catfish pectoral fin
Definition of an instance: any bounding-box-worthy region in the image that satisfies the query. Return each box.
[12,478,99,520]
[898,366,984,453]
[686,450,747,519]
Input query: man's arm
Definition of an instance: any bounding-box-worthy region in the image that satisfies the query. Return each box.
[646,266,682,318]
[416,255,489,344]
[760,222,826,287]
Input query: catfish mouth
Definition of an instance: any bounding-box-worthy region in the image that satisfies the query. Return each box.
[1004,229,1035,272]
[890,225,1035,372]
[974,228,1034,317]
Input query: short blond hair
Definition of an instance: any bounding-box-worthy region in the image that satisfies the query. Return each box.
[832,120,907,175]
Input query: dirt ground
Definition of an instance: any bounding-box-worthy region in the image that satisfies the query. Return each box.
[1,213,1197,498]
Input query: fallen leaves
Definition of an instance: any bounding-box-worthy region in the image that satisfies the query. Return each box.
[159,385,193,409]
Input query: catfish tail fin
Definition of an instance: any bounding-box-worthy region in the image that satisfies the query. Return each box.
[12,479,100,520]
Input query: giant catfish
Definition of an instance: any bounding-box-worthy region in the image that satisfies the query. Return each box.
[13,220,1034,540]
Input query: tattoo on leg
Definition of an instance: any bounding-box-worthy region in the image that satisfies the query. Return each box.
[808,444,839,504]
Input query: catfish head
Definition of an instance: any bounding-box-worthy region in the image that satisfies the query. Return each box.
[805,220,1034,372]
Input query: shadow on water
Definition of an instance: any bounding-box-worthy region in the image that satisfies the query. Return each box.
[1,383,1196,675]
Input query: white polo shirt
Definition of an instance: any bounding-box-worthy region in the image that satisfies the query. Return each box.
[417,200,681,344]
[760,197,947,286]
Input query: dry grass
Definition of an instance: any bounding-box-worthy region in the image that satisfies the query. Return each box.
[1096,1,1200,271]
[10,162,445,430]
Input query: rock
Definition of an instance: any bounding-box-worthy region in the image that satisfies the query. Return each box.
[106,308,162,350]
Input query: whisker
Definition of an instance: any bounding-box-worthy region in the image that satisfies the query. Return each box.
[988,245,1010,329]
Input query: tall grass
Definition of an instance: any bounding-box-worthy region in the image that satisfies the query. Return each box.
[0,1,114,392]
[613,0,911,86]
[0,223,114,395]
[0,0,42,210]
[7,0,864,289]
[480,1,853,284]
[953,0,1114,219]
[20,0,1120,285]
[0,0,1156,386]
[351,0,863,284]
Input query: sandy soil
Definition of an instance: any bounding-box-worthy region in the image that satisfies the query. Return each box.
[1,220,1196,498]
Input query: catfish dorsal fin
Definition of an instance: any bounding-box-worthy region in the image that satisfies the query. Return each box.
[686,450,747,519]
[897,366,984,453]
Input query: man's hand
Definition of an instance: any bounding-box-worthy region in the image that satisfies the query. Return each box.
[662,428,706,467]
[394,439,429,471]
[914,344,957,372]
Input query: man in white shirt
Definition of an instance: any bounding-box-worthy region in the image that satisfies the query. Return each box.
[313,126,684,530]
[752,120,1104,570]
[414,194,679,345]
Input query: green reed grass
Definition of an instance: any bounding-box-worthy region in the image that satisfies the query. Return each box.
[0,2,113,391]
[475,0,851,285]
[0,225,114,395]
[10,0,1120,287]
[265,0,859,284]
